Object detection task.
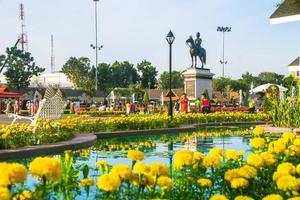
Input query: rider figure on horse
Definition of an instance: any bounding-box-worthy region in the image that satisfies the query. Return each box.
[195,32,202,54]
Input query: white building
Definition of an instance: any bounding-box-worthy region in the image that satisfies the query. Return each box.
[288,57,300,78]
[0,72,74,88]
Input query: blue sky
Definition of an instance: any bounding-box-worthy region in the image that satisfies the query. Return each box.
[0,0,300,79]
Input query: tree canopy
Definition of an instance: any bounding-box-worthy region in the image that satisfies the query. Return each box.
[111,61,140,88]
[137,60,158,89]
[1,47,44,89]
[158,71,184,89]
[62,57,95,95]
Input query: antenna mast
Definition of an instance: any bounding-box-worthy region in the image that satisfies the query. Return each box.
[51,34,55,73]
[19,0,28,51]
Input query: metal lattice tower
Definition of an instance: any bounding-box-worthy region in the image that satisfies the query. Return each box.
[51,34,55,73]
[19,0,28,51]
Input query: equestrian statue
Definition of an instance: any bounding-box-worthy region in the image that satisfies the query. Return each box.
[186,32,206,68]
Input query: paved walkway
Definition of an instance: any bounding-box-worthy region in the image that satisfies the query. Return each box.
[0,114,30,125]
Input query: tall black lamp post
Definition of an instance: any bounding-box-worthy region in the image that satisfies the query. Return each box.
[217,26,231,77]
[166,30,175,119]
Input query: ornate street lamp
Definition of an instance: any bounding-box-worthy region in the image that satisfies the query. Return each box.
[166,30,175,119]
[217,26,231,77]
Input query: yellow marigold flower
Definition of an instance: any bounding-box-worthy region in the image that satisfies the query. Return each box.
[96,160,109,173]
[209,147,223,157]
[0,162,27,187]
[197,178,212,187]
[277,162,296,175]
[250,137,265,149]
[234,196,254,200]
[238,165,257,179]
[230,178,249,189]
[273,171,290,181]
[29,157,61,181]
[223,150,244,160]
[268,141,286,154]
[277,175,300,193]
[260,152,276,166]
[96,160,108,167]
[157,176,173,191]
[174,150,193,170]
[253,127,265,136]
[247,153,264,168]
[149,162,169,177]
[288,145,300,156]
[282,132,296,140]
[139,173,155,187]
[0,187,11,200]
[111,164,132,180]
[224,169,240,181]
[202,156,221,169]
[193,152,205,162]
[80,178,94,187]
[127,150,144,161]
[133,162,151,175]
[209,194,228,200]
[288,197,300,200]
[129,173,139,187]
[297,164,300,175]
[262,194,283,200]
[9,163,27,184]
[97,174,121,192]
[15,190,32,200]
[293,139,300,146]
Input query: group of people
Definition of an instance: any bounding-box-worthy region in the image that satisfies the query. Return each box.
[3,99,40,116]
[175,93,211,114]
[69,99,152,115]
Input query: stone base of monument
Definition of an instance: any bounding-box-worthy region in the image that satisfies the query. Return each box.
[182,67,215,103]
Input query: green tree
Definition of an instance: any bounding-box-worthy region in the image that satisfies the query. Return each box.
[282,74,299,95]
[137,60,158,89]
[2,47,44,89]
[257,72,284,85]
[129,83,144,101]
[111,61,140,88]
[142,91,150,104]
[158,71,184,89]
[62,57,95,95]
[212,77,232,93]
[97,63,113,93]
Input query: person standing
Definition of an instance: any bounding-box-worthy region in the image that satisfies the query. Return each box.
[69,100,75,114]
[175,99,180,114]
[195,98,201,112]
[126,101,131,115]
[180,94,189,113]
[201,93,210,113]
[13,100,20,114]
[4,100,11,115]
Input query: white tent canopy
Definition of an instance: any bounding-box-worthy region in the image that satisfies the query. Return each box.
[251,83,288,93]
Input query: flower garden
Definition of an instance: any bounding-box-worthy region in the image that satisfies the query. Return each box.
[0,112,267,149]
[0,127,300,200]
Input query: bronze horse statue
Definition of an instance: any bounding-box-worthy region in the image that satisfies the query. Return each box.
[186,36,206,68]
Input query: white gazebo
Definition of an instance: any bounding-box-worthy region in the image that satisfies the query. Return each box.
[251,83,288,93]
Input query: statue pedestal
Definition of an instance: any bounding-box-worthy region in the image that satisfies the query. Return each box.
[182,67,215,102]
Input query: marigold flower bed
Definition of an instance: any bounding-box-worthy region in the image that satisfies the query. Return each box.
[0,112,268,149]
[0,128,299,199]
